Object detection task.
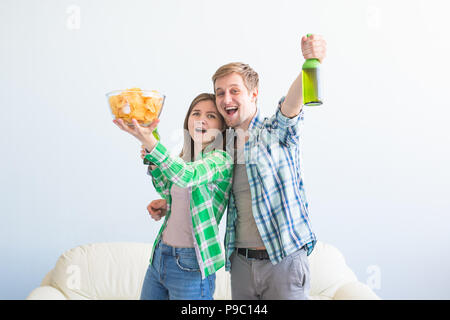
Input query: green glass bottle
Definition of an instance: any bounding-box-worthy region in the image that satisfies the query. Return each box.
[302,34,323,106]
[152,128,160,141]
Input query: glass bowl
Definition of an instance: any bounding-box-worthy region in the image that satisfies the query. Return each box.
[106,88,165,127]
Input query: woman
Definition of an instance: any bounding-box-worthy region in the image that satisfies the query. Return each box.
[113,93,233,300]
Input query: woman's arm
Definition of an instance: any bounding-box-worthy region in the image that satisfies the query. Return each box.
[144,142,233,188]
[141,145,170,198]
[148,165,171,198]
[114,118,232,188]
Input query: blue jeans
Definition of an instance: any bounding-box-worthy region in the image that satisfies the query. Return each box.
[140,241,216,300]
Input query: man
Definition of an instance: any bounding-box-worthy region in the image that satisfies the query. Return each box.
[148,34,326,299]
[210,34,326,300]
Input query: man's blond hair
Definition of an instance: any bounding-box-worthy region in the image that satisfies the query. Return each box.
[212,62,259,93]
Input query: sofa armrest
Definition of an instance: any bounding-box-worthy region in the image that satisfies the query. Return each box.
[26,286,67,300]
[333,281,380,300]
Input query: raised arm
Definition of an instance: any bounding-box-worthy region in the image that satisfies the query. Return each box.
[148,165,171,198]
[114,118,232,189]
[281,34,327,118]
[144,142,233,188]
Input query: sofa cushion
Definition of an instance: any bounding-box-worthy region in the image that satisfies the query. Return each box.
[49,242,152,299]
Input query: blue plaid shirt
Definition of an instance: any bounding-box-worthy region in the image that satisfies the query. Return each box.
[224,97,317,270]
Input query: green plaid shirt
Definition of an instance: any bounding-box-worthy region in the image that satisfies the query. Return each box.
[145,141,233,278]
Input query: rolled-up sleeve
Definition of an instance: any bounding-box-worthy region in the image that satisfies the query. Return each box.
[144,141,233,188]
[275,96,304,146]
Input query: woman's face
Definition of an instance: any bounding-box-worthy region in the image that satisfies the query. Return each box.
[187,100,224,147]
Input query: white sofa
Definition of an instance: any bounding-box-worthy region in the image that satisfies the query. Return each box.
[26,241,380,300]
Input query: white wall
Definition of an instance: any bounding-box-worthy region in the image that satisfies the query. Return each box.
[1,0,449,299]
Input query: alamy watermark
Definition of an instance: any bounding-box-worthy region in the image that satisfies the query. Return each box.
[366,5,382,30]
[164,126,285,166]
[66,264,81,290]
[366,264,381,290]
[66,5,81,30]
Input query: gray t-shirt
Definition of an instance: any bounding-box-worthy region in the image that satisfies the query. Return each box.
[162,184,195,248]
[233,163,264,248]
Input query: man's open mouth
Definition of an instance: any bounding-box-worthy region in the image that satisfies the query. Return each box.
[225,106,238,116]
[195,128,207,133]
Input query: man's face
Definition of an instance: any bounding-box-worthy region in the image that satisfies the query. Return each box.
[214,72,258,130]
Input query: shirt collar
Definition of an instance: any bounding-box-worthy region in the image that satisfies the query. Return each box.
[248,108,261,130]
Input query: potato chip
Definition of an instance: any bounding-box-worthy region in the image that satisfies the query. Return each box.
[107,88,164,126]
